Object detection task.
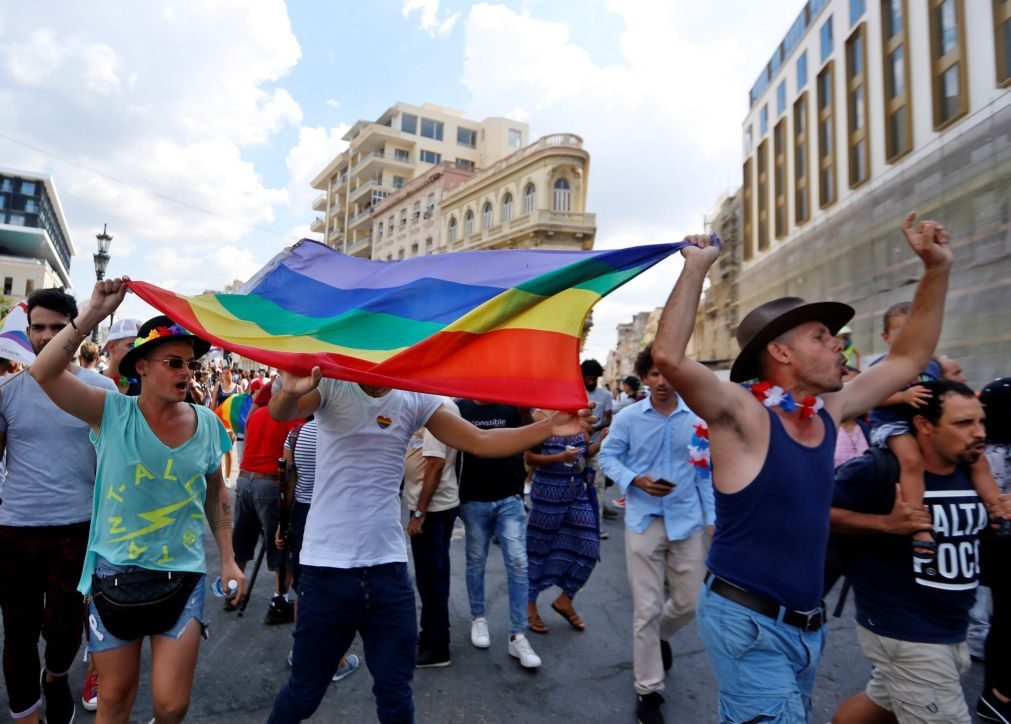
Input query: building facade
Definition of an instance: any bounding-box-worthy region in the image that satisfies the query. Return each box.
[741,0,1011,385]
[0,169,75,292]
[604,309,657,388]
[310,102,530,259]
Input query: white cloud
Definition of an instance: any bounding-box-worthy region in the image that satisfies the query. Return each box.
[145,244,264,296]
[402,0,460,37]
[326,98,341,109]
[284,124,351,218]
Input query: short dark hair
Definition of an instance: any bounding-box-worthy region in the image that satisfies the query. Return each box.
[634,344,654,379]
[913,380,977,426]
[882,301,911,333]
[580,358,603,378]
[623,375,641,392]
[980,378,1011,444]
[26,288,78,324]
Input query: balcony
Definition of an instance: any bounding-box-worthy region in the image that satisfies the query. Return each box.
[448,209,596,251]
[446,133,585,200]
[312,193,326,212]
[349,180,382,204]
[347,208,375,230]
[310,216,325,233]
[350,123,412,155]
[346,234,372,258]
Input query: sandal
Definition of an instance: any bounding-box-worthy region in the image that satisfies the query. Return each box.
[528,609,549,634]
[551,600,586,631]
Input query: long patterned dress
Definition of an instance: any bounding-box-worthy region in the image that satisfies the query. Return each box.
[526,434,600,601]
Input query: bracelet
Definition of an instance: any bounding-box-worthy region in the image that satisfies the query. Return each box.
[69,318,90,338]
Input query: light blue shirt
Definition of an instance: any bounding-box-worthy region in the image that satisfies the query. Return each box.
[598,395,715,540]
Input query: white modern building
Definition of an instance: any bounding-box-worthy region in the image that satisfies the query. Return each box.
[740,0,1011,384]
[0,168,75,293]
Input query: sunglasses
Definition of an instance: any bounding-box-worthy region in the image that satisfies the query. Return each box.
[151,357,203,372]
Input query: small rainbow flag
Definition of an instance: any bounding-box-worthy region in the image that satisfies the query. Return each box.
[128,240,688,410]
[0,301,36,366]
[214,393,252,436]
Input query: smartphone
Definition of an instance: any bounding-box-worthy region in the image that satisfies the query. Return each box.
[654,478,677,490]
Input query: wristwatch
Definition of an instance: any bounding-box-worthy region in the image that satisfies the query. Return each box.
[411,510,426,519]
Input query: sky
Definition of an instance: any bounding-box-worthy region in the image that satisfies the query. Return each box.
[0,0,803,363]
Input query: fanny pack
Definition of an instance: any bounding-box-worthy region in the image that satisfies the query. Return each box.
[91,570,201,641]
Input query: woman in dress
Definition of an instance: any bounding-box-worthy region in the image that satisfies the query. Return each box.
[30,278,245,724]
[524,418,603,633]
[210,366,238,478]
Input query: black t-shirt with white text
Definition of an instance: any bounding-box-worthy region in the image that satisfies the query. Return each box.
[833,452,984,644]
[455,400,526,503]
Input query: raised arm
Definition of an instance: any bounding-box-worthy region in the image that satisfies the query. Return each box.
[29,278,127,429]
[425,404,593,457]
[832,213,953,422]
[270,368,323,421]
[651,235,755,425]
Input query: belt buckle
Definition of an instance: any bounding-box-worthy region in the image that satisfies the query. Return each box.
[802,609,822,632]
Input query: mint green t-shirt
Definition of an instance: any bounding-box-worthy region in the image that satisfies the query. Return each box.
[78,393,232,594]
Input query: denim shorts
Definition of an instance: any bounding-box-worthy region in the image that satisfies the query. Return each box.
[87,557,208,653]
[870,421,911,447]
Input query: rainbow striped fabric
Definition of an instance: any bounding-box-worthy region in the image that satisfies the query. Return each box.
[128,239,686,409]
[0,301,36,366]
[214,393,252,435]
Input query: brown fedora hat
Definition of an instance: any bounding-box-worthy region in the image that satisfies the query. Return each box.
[730,297,854,383]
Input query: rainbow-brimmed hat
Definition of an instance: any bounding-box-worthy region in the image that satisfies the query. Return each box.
[119,315,211,378]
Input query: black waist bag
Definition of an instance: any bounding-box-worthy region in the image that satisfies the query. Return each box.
[91,570,201,641]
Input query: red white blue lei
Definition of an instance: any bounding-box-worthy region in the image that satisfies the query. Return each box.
[688,418,711,482]
[743,381,825,420]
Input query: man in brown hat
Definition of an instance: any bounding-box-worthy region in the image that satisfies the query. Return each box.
[650,213,953,722]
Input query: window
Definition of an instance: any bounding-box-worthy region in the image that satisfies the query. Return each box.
[756,140,769,252]
[0,195,4,210]
[996,0,1011,86]
[846,24,870,187]
[398,249,405,259]
[482,202,493,230]
[464,210,474,237]
[928,0,968,129]
[7,213,24,226]
[0,179,10,192]
[394,148,410,162]
[401,114,417,134]
[553,178,571,212]
[420,118,444,141]
[455,158,475,170]
[424,194,435,218]
[25,279,34,296]
[399,209,407,227]
[425,237,433,252]
[523,183,536,213]
[742,158,754,261]
[508,129,522,148]
[413,201,421,221]
[19,181,36,196]
[850,0,866,26]
[448,216,458,243]
[745,125,754,154]
[457,127,477,147]
[419,150,441,164]
[797,50,809,90]
[817,63,837,207]
[881,0,913,161]
[392,176,406,189]
[773,120,788,239]
[760,105,769,136]
[502,192,513,222]
[821,16,834,63]
[411,243,419,257]
[794,94,810,225]
[2,277,11,296]
[776,82,786,116]
[24,199,36,213]
[377,221,384,238]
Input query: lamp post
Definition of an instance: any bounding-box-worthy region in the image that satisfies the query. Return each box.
[92,224,113,343]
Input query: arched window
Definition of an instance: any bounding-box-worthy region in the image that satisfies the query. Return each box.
[553,178,571,212]
[447,216,457,243]
[501,193,513,222]
[464,209,474,237]
[482,202,493,230]
[523,183,536,214]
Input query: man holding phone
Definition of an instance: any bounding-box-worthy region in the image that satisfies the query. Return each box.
[599,344,715,724]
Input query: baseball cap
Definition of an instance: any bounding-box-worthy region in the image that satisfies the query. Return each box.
[107,318,142,342]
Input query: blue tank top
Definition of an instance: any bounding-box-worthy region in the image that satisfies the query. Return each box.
[707,407,837,611]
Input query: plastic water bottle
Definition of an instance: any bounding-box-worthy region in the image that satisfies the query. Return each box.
[211,577,238,597]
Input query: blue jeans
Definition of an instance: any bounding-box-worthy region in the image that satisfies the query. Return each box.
[268,563,417,724]
[696,583,826,723]
[459,496,528,635]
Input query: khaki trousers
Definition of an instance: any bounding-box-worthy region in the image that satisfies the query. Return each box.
[625,518,707,695]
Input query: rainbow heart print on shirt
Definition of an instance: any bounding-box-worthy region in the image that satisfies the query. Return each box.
[376,415,392,430]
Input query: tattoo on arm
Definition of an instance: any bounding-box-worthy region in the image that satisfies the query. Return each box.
[62,339,77,357]
[204,475,233,532]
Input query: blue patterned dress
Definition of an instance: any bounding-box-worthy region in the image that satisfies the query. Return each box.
[526,434,600,600]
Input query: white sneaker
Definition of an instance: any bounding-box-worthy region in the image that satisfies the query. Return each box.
[471,617,491,649]
[508,633,542,668]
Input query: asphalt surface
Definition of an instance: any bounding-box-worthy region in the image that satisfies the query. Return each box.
[2,486,989,723]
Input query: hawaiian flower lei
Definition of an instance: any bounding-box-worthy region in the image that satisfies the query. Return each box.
[132,323,191,348]
[743,381,825,420]
[688,418,712,482]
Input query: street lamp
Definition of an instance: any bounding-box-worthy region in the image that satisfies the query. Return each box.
[92,224,113,342]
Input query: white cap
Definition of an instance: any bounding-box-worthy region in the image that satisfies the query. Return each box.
[269,370,278,377]
[107,318,142,342]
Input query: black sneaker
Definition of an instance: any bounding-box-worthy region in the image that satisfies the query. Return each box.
[42,672,76,724]
[416,648,452,668]
[978,690,1011,723]
[635,692,665,724]
[264,596,295,625]
[660,639,672,672]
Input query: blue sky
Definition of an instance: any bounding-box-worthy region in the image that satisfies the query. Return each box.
[0,0,802,361]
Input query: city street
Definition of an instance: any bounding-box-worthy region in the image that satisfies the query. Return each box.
[0,485,987,723]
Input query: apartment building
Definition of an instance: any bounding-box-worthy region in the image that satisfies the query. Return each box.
[0,168,75,293]
[741,0,1011,383]
[310,102,529,259]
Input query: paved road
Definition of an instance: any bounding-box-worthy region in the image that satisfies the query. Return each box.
[2,489,988,723]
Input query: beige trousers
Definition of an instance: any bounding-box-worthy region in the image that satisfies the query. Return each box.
[625,518,707,695]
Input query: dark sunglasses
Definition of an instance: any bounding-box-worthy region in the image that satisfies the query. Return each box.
[151,357,203,372]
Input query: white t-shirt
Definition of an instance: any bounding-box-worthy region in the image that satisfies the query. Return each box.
[403,398,460,513]
[300,380,441,568]
[586,386,613,443]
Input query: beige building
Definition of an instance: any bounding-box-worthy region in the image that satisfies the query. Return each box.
[604,309,657,387]
[310,102,530,259]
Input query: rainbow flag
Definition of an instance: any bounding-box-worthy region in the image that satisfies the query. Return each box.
[128,240,687,410]
[214,393,252,435]
[0,301,36,366]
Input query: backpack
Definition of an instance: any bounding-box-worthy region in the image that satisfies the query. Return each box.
[823,445,900,617]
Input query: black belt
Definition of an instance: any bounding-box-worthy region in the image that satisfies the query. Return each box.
[705,572,825,632]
